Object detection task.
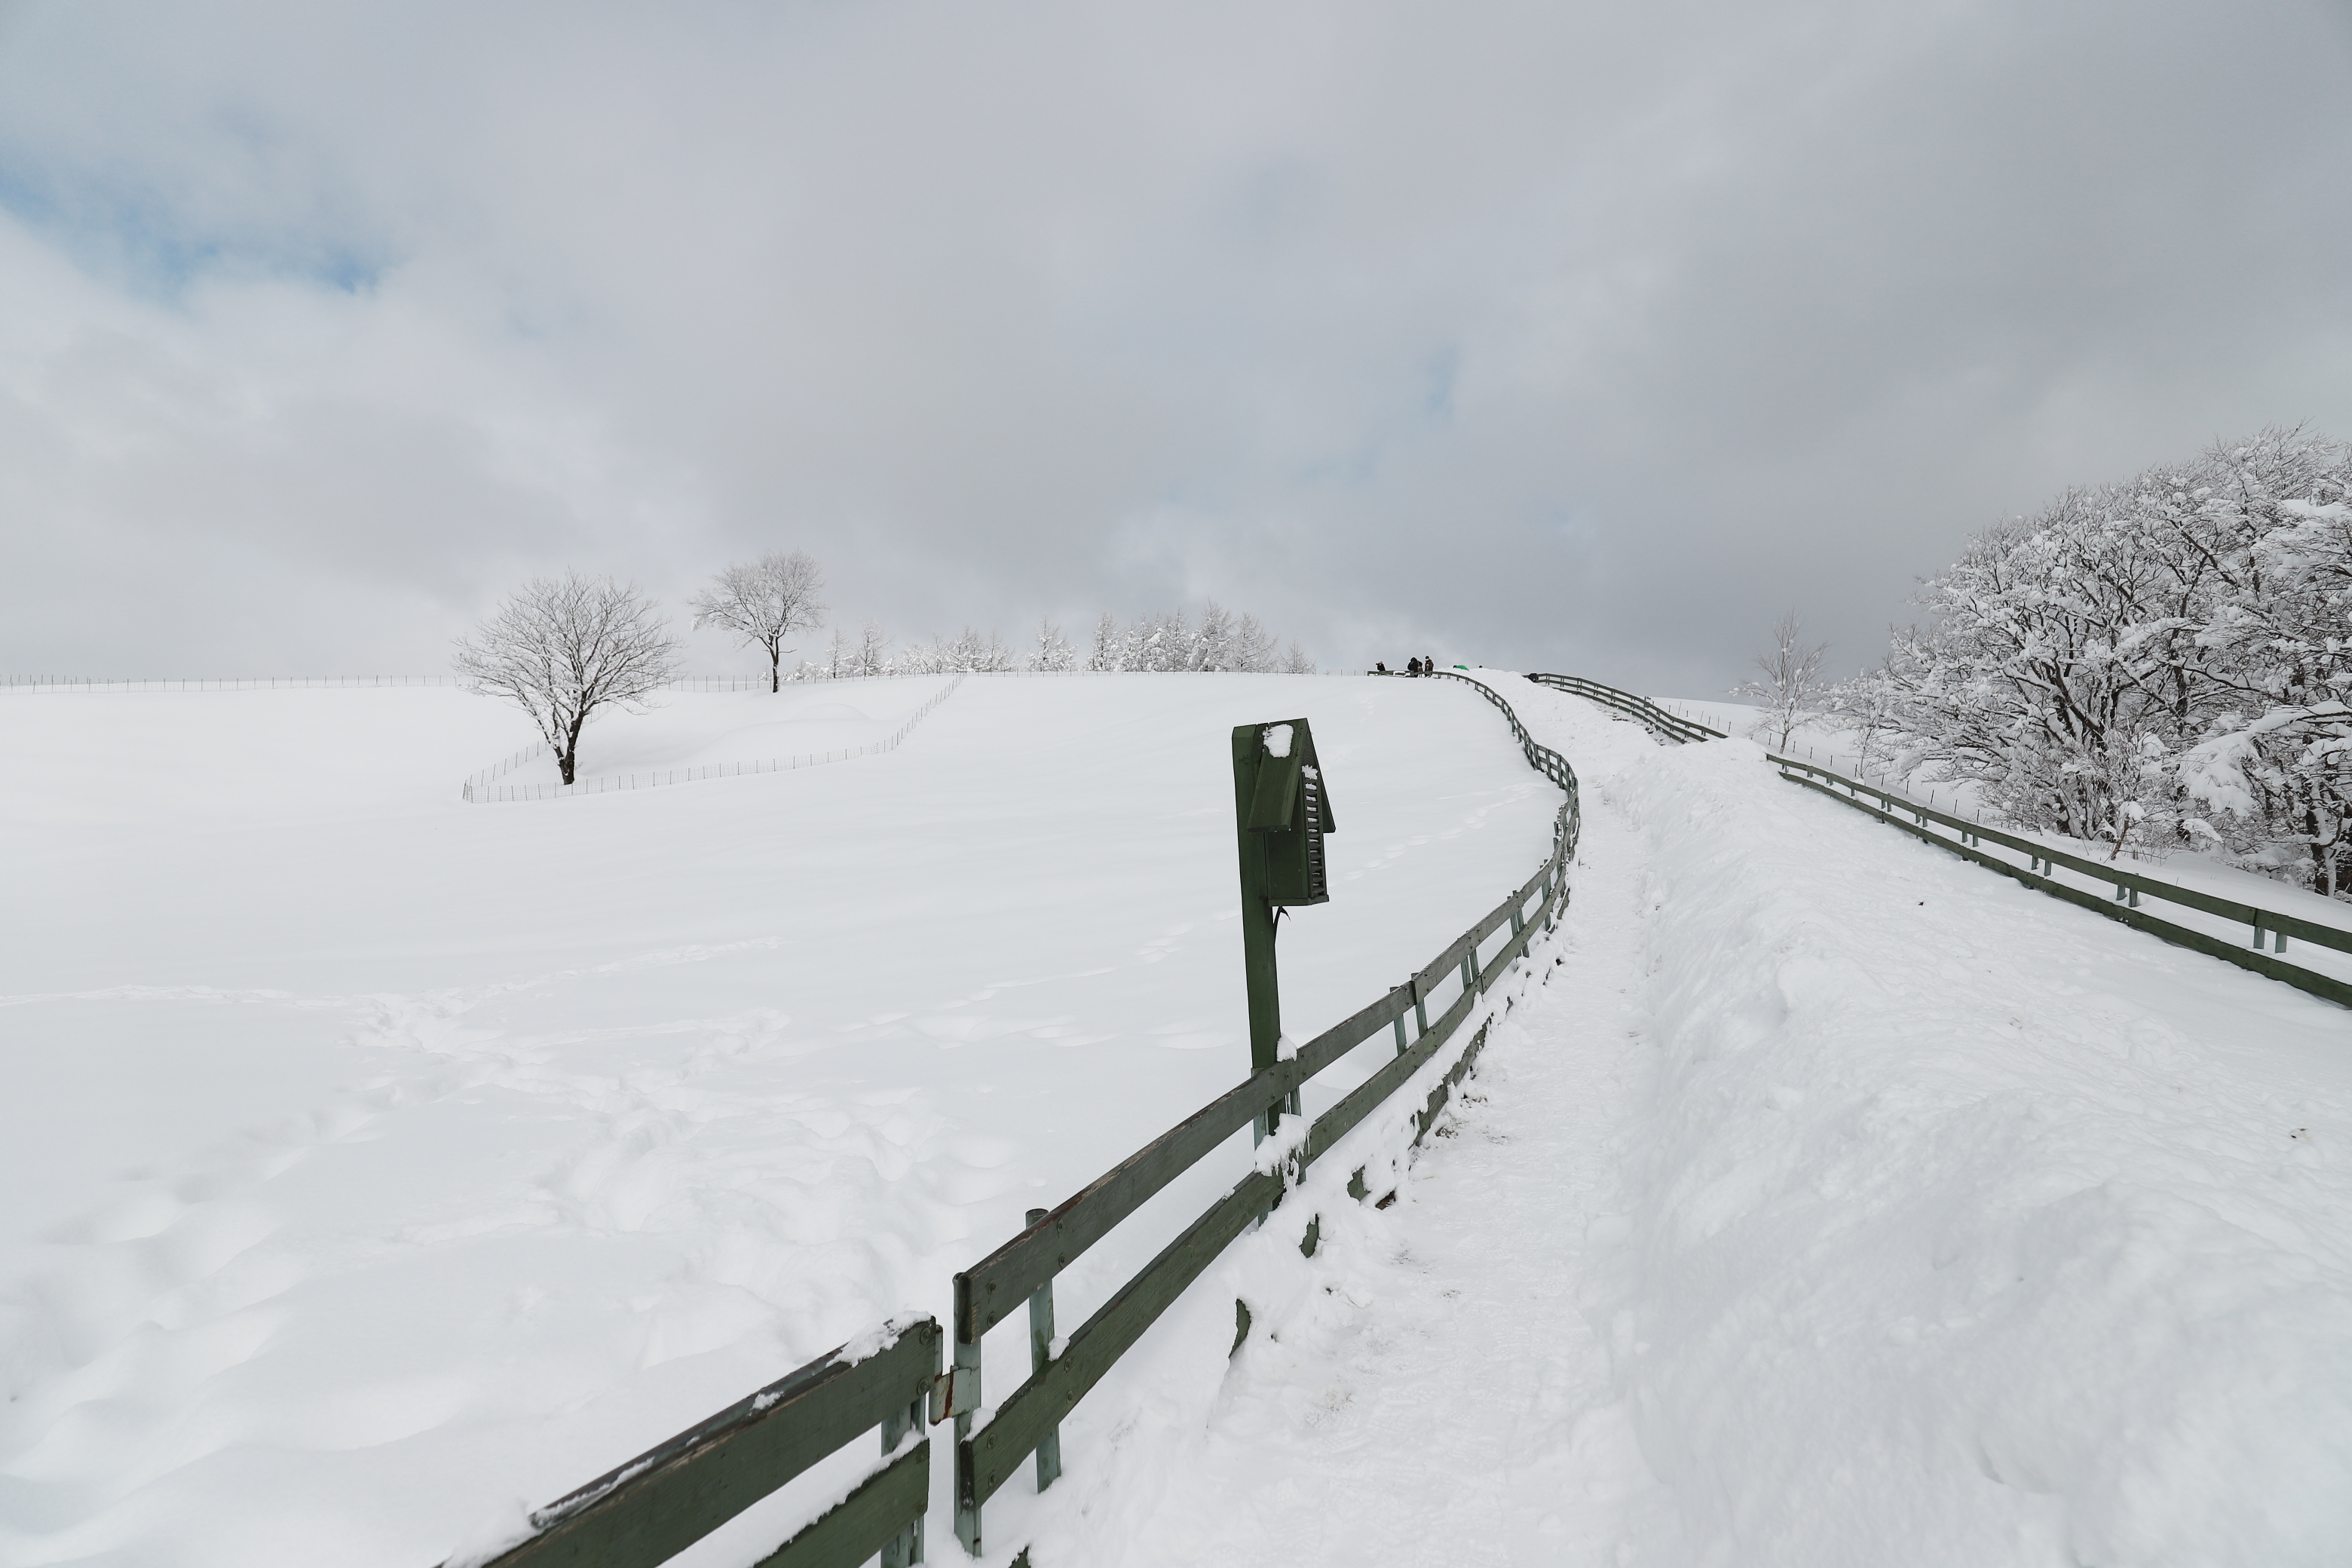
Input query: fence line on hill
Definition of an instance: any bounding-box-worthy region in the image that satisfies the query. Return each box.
[446,669,1584,1568]
[4,668,1337,697]
[1522,672,2352,1009]
[460,677,966,803]
[0,675,464,693]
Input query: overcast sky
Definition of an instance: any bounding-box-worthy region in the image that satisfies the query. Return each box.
[4,0,2349,692]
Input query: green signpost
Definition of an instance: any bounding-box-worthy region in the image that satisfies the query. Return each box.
[1230,718,1337,1144]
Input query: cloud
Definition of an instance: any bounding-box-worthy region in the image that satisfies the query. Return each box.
[3,0,2349,688]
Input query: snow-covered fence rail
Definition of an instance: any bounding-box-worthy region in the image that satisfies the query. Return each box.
[437,672,1582,1568]
[1524,673,2352,1011]
[455,1317,939,1568]
[1770,755,2352,1008]
[1524,672,1725,746]
[461,676,965,803]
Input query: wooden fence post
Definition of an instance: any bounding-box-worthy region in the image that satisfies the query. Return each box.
[1025,1208,1062,1493]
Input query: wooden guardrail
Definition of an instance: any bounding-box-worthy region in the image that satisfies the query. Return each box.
[440,672,1587,1568]
[1523,672,1724,746]
[455,1317,939,1568]
[1523,672,2352,1012]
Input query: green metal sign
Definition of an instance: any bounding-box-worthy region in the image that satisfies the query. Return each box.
[1230,718,1337,1141]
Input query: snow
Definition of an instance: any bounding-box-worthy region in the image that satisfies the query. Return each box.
[8,670,2349,1566]
[1007,676,2352,1566]
[1263,723,1294,759]
[0,673,1554,1566]
[467,675,966,792]
[1671,695,2352,971]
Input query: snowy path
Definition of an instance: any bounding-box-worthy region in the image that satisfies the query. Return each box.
[1009,676,2352,1567]
[1002,734,1678,1565]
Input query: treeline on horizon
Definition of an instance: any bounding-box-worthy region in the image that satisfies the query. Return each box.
[789,605,1316,679]
[1837,425,2352,896]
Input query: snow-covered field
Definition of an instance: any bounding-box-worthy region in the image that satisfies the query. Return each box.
[0,674,1556,1566]
[468,676,966,791]
[7,671,2348,1566]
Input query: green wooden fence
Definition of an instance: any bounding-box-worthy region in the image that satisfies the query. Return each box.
[948,672,1580,1554]
[442,671,1585,1568]
[454,1317,938,1568]
[1523,672,2352,1012]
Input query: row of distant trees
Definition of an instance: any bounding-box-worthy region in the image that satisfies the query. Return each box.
[452,552,1315,785]
[792,605,1316,680]
[1752,427,2352,896]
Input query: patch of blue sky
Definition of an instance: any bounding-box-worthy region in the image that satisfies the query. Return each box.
[0,156,385,300]
[1422,346,1460,420]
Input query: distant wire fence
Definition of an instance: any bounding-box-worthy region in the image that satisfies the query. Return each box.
[5,669,1320,697]
[4,673,898,695]
[460,675,966,804]
[444,669,1583,1568]
[1,675,464,692]
[1524,672,2352,1010]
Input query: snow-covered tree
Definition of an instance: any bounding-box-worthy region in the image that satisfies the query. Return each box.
[453,571,681,785]
[1733,611,1830,752]
[1866,426,2352,888]
[690,551,827,692]
[1279,641,1318,675]
[854,621,891,678]
[1029,620,1077,672]
[1086,612,1122,672]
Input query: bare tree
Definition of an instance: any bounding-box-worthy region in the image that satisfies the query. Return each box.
[1735,611,1830,752]
[691,551,827,692]
[454,571,682,785]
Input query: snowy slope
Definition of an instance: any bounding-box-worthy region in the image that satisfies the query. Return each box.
[0,675,1559,1567]
[467,675,965,790]
[1010,675,2352,1566]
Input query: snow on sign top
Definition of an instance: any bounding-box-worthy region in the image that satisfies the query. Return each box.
[1263,722,1294,758]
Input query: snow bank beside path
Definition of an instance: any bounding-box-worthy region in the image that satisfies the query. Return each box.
[1560,681,2352,1565]
[1013,675,2352,1567]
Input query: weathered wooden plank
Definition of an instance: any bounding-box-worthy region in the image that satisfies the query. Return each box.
[1413,1018,1494,1143]
[1779,773,2352,1010]
[1416,895,1515,999]
[1295,984,1416,1080]
[962,1168,1283,1511]
[752,1438,929,1568]
[1476,899,1541,991]
[957,1061,1301,1341]
[1303,978,1481,1168]
[468,1321,938,1568]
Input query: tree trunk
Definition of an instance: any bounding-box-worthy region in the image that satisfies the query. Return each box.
[562,712,587,786]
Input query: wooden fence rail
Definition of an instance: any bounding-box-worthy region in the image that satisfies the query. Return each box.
[455,1318,939,1568]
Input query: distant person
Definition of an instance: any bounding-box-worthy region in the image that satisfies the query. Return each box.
[1376,660,1389,673]
[1426,654,1438,674]
[1405,657,1419,675]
